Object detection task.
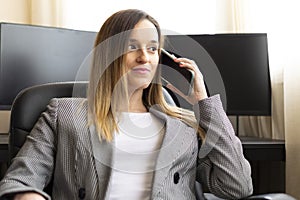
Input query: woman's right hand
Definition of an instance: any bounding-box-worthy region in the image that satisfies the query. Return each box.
[14,192,46,200]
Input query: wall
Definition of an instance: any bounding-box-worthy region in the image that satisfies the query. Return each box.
[61,0,216,33]
[285,60,300,199]
[0,0,30,24]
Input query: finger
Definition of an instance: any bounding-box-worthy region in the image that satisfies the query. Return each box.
[178,62,195,71]
[174,58,197,70]
[174,57,195,64]
[178,61,201,79]
[175,58,204,78]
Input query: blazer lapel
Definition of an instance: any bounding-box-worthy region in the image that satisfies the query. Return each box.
[89,125,113,199]
[149,107,197,197]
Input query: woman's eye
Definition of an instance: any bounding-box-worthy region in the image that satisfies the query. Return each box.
[148,46,158,52]
[128,44,138,51]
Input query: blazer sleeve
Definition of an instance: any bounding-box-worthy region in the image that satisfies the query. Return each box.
[0,99,59,200]
[195,95,253,199]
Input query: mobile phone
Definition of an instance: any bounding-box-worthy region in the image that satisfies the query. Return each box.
[160,48,194,96]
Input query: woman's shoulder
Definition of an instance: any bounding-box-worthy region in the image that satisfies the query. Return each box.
[47,97,88,115]
[49,97,87,106]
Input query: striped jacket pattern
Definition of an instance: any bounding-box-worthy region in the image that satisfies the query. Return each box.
[0,95,252,199]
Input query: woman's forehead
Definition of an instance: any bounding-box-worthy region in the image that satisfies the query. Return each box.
[129,20,159,43]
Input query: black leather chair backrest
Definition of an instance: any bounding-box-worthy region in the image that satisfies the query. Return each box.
[9,82,88,163]
[8,81,88,195]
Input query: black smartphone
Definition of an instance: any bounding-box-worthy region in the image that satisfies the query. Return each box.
[160,48,194,96]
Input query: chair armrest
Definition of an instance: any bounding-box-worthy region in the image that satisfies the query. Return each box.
[245,193,297,200]
[201,193,296,200]
[196,180,296,200]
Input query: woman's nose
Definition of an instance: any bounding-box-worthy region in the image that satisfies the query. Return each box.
[136,49,150,63]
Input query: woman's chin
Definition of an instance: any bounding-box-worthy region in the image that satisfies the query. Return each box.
[128,82,151,92]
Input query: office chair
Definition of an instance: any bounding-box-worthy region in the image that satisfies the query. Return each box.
[8,82,295,200]
[8,81,88,196]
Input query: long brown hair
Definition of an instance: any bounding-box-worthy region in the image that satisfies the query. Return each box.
[88,9,205,142]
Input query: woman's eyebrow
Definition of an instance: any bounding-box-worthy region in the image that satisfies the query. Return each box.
[128,38,158,44]
[149,40,159,44]
[129,39,138,43]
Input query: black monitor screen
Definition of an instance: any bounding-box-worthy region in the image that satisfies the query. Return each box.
[163,34,271,116]
[0,23,97,110]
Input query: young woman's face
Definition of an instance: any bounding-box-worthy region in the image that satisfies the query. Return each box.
[124,19,160,92]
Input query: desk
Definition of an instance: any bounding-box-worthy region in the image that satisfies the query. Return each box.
[240,136,285,161]
[239,137,286,194]
[0,134,285,163]
[0,134,9,163]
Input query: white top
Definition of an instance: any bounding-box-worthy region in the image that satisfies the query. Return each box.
[107,112,165,200]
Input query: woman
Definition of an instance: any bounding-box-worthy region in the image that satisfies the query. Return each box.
[0,9,252,200]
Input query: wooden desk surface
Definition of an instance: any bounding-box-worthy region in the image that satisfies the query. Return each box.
[239,136,285,145]
[0,134,8,145]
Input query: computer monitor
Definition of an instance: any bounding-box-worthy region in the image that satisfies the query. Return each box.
[0,23,97,110]
[162,33,271,116]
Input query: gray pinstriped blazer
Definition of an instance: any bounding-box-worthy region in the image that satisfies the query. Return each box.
[0,95,253,200]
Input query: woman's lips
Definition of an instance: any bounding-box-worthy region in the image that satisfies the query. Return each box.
[132,67,150,74]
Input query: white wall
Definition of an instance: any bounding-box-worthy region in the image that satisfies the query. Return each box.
[284,31,300,198]
[61,0,216,34]
[0,0,30,23]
